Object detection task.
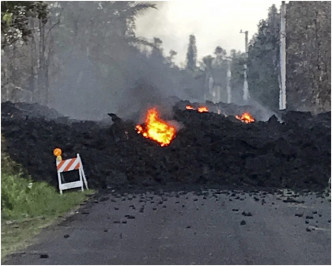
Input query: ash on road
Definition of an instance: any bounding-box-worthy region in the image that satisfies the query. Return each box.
[3,187,331,265]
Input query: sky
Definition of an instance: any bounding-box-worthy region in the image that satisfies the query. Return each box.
[135,0,282,66]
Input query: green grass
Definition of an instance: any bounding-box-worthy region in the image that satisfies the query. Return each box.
[1,136,95,260]
[1,172,93,221]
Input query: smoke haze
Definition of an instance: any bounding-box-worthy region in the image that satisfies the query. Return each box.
[135,0,281,65]
[4,1,280,122]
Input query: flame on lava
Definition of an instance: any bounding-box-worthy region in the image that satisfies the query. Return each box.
[186,105,195,110]
[186,105,209,112]
[135,108,176,147]
[197,106,208,113]
[235,112,255,123]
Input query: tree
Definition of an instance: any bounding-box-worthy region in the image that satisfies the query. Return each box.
[1,2,209,119]
[46,1,158,118]
[150,37,163,58]
[247,4,280,110]
[166,50,177,66]
[186,34,197,71]
[1,1,158,107]
[214,46,226,57]
[229,49,247,102]
[247,2,330,113]
[1,1,48,46]
[1,1,51,104]
[286,1,331,112]
[211,46,227,85]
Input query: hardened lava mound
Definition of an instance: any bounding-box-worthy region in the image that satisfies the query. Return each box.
[1,101,330,191]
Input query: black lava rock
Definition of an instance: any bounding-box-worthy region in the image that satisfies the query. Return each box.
[99,196,109,202]
[1,101,330,191]
[283,198,305,204]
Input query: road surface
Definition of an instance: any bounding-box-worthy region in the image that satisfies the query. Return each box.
[3,186,331,264]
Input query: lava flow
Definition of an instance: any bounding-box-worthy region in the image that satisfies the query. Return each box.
[136,108,176,147]
[235,112,255,123]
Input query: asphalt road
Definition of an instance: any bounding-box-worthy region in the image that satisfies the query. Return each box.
[3,186,331,264]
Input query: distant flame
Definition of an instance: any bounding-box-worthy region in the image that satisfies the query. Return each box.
[235,112,255,123]
[197,106,208,113]
[136,108,176,147]
[186,105,208,112]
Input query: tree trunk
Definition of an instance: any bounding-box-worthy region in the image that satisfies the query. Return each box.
[38,19,48,106]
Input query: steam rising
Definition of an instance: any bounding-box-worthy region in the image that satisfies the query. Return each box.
[49,42,201,121]
[46,2,278,122]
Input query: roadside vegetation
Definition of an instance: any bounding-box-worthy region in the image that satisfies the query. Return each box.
[1,136,94,260]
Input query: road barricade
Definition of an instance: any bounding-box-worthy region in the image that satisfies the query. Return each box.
[56,153,88,194]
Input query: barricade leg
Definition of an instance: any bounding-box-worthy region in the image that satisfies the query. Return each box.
[79,168,84,192]
[78,154,88,189]
[57,172,63,195]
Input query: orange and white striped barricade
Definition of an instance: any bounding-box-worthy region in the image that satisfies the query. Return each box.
[56,153,88,194]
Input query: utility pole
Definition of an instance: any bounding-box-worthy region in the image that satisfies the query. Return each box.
[240,29,248,53]
[226,56,232,103]
[279,1,287,110]
[240,29,249,101]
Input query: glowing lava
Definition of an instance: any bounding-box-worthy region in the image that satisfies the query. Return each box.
[186,105,209,112]
[235,112,255,123]
[136,108,176,147]
[186,105,195,110]
[197,106,208,113]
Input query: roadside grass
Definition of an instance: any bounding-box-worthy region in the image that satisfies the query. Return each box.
[1,136,95,260]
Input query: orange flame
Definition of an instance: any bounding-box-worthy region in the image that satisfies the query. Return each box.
[136,108,176,147]
[186,105,209,112]
[197,106,208,113]
[235,112,255,123]
[186,105,195,110]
